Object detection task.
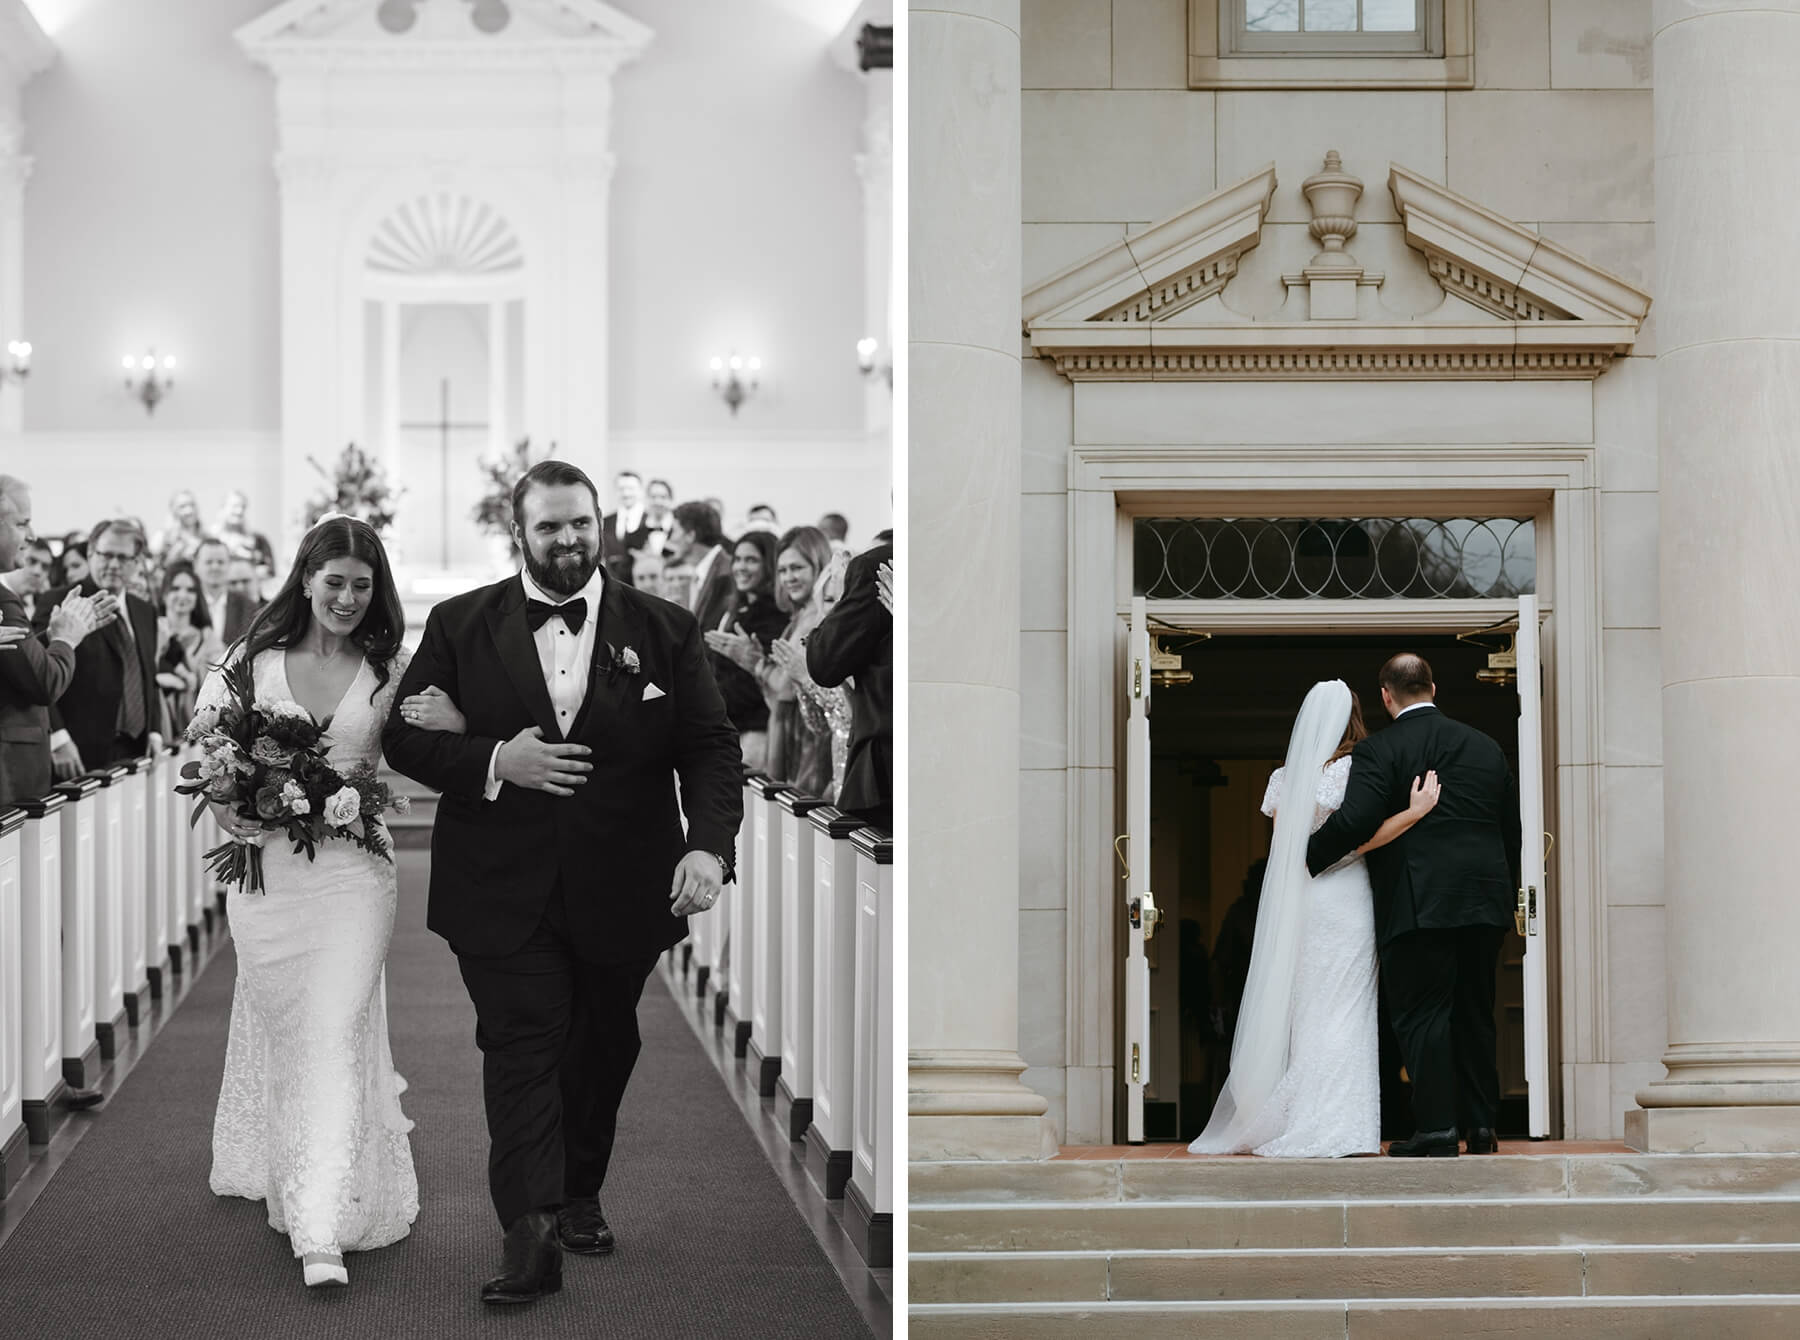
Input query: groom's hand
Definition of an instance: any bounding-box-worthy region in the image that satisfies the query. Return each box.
[669,851,723,917]
[493,726,592,797]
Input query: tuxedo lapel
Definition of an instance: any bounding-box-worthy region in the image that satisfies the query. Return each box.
[485,577,560,739]
[572,576,648,738]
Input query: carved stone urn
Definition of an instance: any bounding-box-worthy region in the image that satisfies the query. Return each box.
[1302,149,1363,269]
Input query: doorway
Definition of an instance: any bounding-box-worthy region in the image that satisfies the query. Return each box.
[1139,633,1533,1143]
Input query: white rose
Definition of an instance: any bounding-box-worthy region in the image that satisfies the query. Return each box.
[324,786,362,829]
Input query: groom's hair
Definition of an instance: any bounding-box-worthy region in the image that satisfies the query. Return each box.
[1379,652,1434,703]
[512,460,600,531]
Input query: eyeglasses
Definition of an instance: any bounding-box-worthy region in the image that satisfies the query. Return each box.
[91,549,139,565]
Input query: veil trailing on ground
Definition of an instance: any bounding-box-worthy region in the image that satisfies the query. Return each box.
[1188,679,1352,1154]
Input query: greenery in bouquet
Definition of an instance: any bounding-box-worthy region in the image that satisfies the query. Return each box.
[302,443,401,538]
[471,437,551,560]
[175,656,412,894]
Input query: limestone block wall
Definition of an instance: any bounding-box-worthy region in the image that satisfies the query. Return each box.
[1016,0,1664,1142]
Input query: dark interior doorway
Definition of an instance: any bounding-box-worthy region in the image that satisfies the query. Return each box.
[1143,632,1530,1144]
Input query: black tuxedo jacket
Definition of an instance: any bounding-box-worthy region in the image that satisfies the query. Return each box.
[34,581,162,768]
[0,583,76,806]
[601,511,652,583]
[211,589,259,647]
[689,549,737,635]
[805,543,892,819]
[1306,704,1520,948]
[382,573,744,963]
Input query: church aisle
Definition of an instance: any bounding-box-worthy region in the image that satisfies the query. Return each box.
[0,851,873,1338]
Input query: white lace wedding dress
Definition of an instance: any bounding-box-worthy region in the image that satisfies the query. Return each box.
[1199,755,1381,1158]
[202,648,419,1258]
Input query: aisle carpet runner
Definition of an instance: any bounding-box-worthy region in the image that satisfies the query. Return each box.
[0,852,871,1338]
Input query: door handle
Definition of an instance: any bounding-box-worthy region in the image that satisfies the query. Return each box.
[1141,891,1160,942]
[1515,887,1527,938]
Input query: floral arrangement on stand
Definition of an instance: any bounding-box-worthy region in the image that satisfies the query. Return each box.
[302,443,402,538]
[472,437,552,565]
[176,656,410,894]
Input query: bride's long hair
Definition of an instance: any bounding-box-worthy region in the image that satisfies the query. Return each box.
[234,517,405,700]
[1327,690,1367,763]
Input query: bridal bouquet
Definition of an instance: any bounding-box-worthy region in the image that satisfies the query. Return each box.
[175,656,410,894]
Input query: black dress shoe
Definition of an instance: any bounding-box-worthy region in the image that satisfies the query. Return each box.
[1386,1127,1461,1157]
[557,1197,615,1256]
[1464,1127,1498,1154]
[481,1210,563,1304]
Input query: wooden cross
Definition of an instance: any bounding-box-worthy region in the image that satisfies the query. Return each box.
[400,377,488,568]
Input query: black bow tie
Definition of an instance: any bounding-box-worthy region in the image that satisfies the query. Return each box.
[525,596,586,635]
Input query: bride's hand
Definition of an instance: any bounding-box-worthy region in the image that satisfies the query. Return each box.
[209,801,263,841]
[400,684,467,735]
[1407,769,1441,818]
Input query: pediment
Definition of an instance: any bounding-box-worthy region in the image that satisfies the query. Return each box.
[238,0,653,68]
[1024,159,1652,382]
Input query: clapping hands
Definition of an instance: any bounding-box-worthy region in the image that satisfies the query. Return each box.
[704,628,763,672]
[876,560,893,614]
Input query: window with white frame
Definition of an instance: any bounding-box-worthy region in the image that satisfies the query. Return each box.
[1231,1,1440,57]
[1189,0,1470,89]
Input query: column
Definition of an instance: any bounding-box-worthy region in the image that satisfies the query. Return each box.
[1631,1,1800,1151]
[909,0,1056,1161]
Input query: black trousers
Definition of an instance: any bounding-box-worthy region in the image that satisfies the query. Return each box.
[1379,925,1506,1136]
[456,885,659,1229]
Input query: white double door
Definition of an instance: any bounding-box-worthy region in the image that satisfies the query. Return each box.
[1121,596,1552,1143]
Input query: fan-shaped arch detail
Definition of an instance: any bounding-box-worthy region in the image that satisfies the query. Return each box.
[366,192,524,276]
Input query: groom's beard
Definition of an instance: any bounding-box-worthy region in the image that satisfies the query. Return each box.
[524,542,599,596]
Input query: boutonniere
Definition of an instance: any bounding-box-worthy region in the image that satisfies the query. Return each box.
[599,642,642,683]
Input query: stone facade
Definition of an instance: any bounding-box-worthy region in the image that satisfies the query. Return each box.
[939,0,1672,1146]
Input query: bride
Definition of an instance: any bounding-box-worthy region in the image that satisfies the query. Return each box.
[197,515,419,1286]
[1189,679,1439,1158]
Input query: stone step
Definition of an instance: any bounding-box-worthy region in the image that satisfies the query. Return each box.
[912,1195,1800,1253]
[909,1243,1800,1305]
[909,1153,1800,1206]
[908,1296,1800,1339]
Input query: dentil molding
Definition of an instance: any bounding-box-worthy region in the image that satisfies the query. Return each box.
[1024,156,1652,384]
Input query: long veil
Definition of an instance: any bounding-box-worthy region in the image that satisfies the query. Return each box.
[1188,679,1352,1153]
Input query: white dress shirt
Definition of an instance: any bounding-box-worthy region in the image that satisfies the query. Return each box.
[205,588,230,637]
[1396,700,1435,718]
[688,545,723,613]
[484,563,606,800]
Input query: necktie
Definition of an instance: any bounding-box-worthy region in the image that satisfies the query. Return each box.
[113,601,147,739]
[525,596,586,635]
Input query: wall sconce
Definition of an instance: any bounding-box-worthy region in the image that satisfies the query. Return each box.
[856,336,892,388]
[709,352,761,416]
[123,349,176,414]
[0,340,29,389]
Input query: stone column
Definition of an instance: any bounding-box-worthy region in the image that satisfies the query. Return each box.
[1631,1,1800,1151]
[908,0,1056,1161]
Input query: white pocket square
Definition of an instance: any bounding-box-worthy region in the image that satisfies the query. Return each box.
[642,682,666,701]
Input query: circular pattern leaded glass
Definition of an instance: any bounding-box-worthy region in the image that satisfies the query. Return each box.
[1132,517,1536,600]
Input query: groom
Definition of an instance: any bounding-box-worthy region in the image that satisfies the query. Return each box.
[383,460,744,1303]
[1306,653,1520,1158]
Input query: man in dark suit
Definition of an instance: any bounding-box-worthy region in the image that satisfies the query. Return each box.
[384,460,742,1305]
[599,470,650,585]
[0,476,104,806]
[36,518,164,778]
[668,500,735,633]
[193,537,259,645]
[1306,653,1520,1157]
[806,539,893,829]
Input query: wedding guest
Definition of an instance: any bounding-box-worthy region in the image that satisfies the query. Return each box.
[216,488,276,580]
[150,489,212,574]
[154,560,224,734]
[194,537,259,645]
[744,503,779,534]
[805,532,893,828]
[819,512,851,556]
[227,554,265,607]
[667,501,734,629]
[758,526,834,795]
[602,470,650,585]
[0,475,104,808]
[54,538,89,589]
[37,518,164,778]
[2,537,55,622]
[702,531,788,772]
[644,478,674,541]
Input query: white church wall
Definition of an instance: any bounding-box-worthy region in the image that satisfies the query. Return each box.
[11,0,886,542]
[1019,0,1664,1142]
